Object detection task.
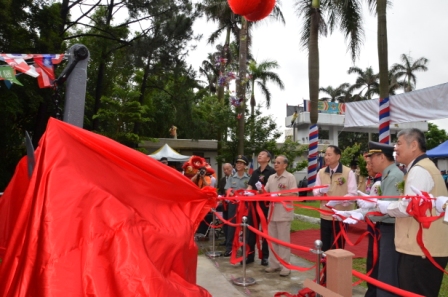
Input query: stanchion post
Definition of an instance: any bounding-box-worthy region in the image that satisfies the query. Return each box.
[206,209,222,258]
[310,239,324,297]
[232,216,256,286]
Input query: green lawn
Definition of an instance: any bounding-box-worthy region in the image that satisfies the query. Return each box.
[291,201,448,296]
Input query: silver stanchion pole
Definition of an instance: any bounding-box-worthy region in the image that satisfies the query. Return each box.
[310,239,324,297]
[233,216,256,286]
[206,209,222,258]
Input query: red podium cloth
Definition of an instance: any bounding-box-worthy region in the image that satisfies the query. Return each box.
[0,118,214,297]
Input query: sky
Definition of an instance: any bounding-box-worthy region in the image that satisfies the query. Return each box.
[187,0,448,140]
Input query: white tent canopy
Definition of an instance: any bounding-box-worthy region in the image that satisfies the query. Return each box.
[148,144,190,162]
[344,82,448,127]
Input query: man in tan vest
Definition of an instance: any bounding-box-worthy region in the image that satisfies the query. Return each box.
[385,128,448,297]
[313,145,357,252]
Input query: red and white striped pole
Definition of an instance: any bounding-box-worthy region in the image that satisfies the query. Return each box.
[379,97,390,144]
[307,124,318,187]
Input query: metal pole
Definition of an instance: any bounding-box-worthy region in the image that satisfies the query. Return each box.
[63,44,89,128]
[310,239,323,297]
[206,209,222,258]
[233,216,256,286]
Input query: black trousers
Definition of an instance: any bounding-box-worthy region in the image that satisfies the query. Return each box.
[398,252,448,297]
[320,218,346,252]
[365,224,380,297]
[246,201,269,261]
[225,202,238,253]
[216,203,228,241]
[377,223,399,297]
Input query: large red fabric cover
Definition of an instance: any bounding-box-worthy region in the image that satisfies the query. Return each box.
[0,118,215,297]
[244,0,276,22]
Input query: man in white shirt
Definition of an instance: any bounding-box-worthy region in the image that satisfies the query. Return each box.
[385,128,448,297]
[312,145,357,252]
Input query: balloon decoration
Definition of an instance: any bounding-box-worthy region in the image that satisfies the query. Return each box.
[226,0,276,22]
[227,0,261,16]
[244,0,276,22]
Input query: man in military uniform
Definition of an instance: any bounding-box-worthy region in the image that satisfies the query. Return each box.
[361,141,404,297]
[223,155,250,257]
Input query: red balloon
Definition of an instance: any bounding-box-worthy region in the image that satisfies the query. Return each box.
[227,0,261,16]
[244,0,276,22]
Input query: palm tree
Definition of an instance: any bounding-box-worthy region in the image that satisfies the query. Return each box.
[319,83,349,102]
[390,53,429,92]
[296,0,364,125]
[199,53,220,93]
[247,59,285,116]
[370,69,404,97]
[347,66,379,99]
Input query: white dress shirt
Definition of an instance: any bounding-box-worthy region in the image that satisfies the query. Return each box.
[387,161,434,217]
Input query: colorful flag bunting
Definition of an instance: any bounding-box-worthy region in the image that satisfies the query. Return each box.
[0,65,23,86]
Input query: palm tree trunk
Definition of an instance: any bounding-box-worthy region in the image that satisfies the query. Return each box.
[377,0,388,100]
[309,6,319,125]
[237,17,248,155]
[216,27,231,180]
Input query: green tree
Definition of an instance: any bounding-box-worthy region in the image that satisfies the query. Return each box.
[247,59,285,116]
[340,143,362,167]
[296,0,364,125]
[218,107,282,165]
[319,83,349,102]
[390,53,429,93]
[425,123,448,150]
[276,138,308,173]
[347,66,379,100]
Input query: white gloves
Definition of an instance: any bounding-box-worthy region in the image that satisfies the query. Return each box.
[255,181,263,191]
[435,196,448,213]
[343,212,364,224]
[271,193,278,197]
[243,191,254,196]
[325,200,340,208]
[332,209,352,221]
[319,185,330,194]
[357,191,378,209]
[376,201,391,214]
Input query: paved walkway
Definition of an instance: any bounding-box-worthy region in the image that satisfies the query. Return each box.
[196,240,367,297]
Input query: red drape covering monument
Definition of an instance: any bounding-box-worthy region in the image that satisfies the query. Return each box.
[0,118,215,297]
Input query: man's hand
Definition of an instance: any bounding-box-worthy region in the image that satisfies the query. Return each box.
[243,191,255,196]
[377,201,391,214]
[255,181,263,191]
[326,200,341,208]
[343,212,364,224]
[332,209,352,221]
[319,184,330,194]
[435,196,448,213]
[357,191,378,209]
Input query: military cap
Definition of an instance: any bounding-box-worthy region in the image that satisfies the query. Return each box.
[366,141,394,157]
[236,155,249,165]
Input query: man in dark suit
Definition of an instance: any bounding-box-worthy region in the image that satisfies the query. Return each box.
[217,163,233,245]
[246,150,276,266]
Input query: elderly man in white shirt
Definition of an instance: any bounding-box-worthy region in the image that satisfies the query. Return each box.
[380,128,448,297]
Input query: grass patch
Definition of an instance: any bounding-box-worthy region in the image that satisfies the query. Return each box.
[294,200,320,218]
[291,219,320,232]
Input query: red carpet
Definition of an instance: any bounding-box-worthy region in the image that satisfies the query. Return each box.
[291,221,369,262]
